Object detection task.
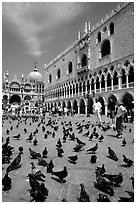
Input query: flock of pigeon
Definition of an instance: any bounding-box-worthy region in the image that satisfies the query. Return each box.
[2,114,134,202]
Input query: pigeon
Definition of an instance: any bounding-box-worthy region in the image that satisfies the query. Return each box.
[52,166,68,182]
[34,171,46,182]
[57,148,64,157]
[29,182,48,202]
[10,126,13,131]
[76,137,86,146]
[18,146,23,154]
[101,125,110,132]
[42,147,48,158]
[83,130,89,137]
[38,157,48,167]
[78,183,90,202]
[86,143,98,153]
[56,139,62,148]
[122,139,126,146]
[44,133,48,139]
[13,133,20,140]
[95,164,106,175]
[103,173,123,185]
[6,129,10,135]
[123,155,133,167]
[98,135,104,142]
[129,128,132,133]
[26,133,33,142]
[6,151,22,172]
[97,193,110,202]
[107,147,118,161]
[73,144,84,152]
[90,155,97,163]
[88,133,93,141]
[62,135,67,142]
[29,148,41,159]
[33,138,38,146]
[94,176,114,196]
[28,173,40,190]
[6,137,10,143]
[2,172,12,191]
[24,128,27,133]
[130,175,134,188]
[52,132,55,138]
[42,126,46,132]
[47,160,54,173]
[78,128,83,134]
[68,154,78,163]
[2,156,10,164]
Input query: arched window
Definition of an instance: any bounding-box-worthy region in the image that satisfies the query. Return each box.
[49,74,52,83]
[121,69,126,84]
[81,54,87,67]
[97,31,101,43]
[101,40,111,57]
[128,66,134,83]
[109,22,114,35]
[57,69,61,79]
[68,61,73,73]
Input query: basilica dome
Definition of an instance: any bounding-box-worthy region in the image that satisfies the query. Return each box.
[28,68,43,82]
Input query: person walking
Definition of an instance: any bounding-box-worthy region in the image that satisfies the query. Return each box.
[93,98,102,124]
[115,100,127,138]
[109,98,116,127]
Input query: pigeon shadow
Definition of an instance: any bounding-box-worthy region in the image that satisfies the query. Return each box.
[107,134,117,138]
[119,164,133,168]
[106,155,118,161]
[68,159,77,164]
[86,152,96,154]
[51,176,66,183]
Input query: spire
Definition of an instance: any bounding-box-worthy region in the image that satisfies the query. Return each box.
[84,22,88,35]
[21,73,24,82]
[78,31,81,41]
[6,70,9,77]
[34,61,37,72]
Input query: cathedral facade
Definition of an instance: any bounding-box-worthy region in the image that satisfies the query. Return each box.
[44,2,134,116]
[2,64,45,115]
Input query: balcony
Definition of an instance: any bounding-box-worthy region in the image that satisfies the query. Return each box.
[113,85,118,90]
[96,89,100,93]
[122,84,127,89]
[129,82,134,88]
[101,87,105,92]
[107,86,112,91]
[77,65,89,74]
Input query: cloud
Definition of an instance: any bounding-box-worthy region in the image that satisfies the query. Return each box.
[2,2,89,57]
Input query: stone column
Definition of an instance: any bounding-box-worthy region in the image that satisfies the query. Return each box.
[89,80,92,94]
[105,77,107,92]
[71,85,73,98]
[94,79,96,93]
[78,83,80,96]
[78,105,80,114]
[111,76,113,91]
[126,73,129,88]
[99,78,102,93]
[118,74,121,89]
[85,104,88,115]
[85,81,88,95]
[105,102,108,116]
[81,83,83,96]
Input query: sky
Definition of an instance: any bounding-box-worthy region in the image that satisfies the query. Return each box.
[2,1,126,81]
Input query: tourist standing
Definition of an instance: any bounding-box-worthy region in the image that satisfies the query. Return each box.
[93,98,102,124]
[115,100,127,138]
[109,98,116,126]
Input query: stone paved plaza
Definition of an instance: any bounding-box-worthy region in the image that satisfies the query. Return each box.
[2,114,134,202]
